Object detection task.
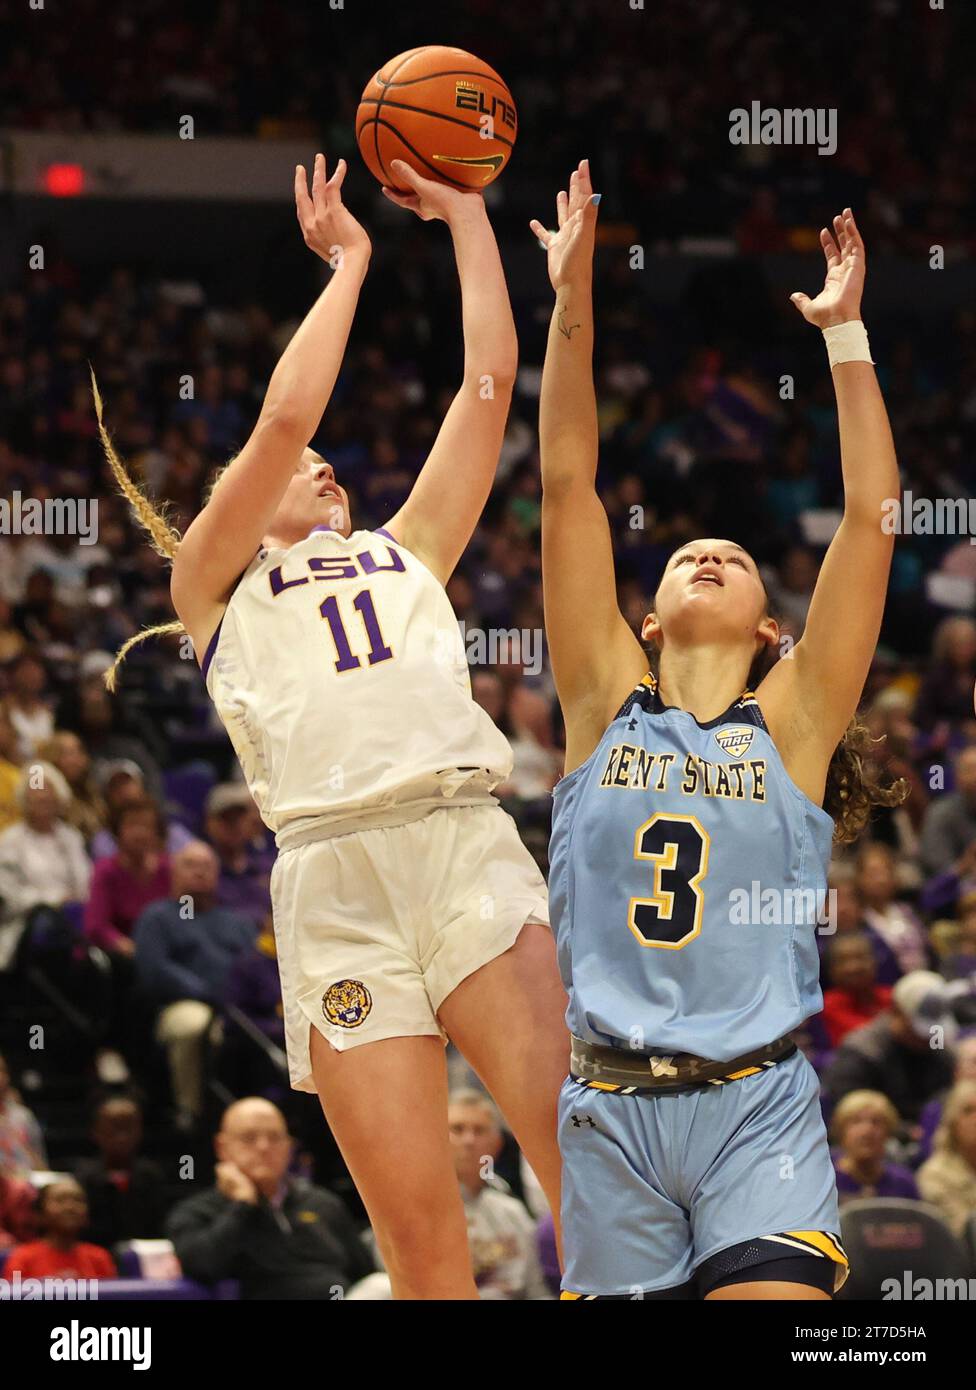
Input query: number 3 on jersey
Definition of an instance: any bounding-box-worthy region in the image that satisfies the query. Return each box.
[628,812,710,949]
[319,590,394,673]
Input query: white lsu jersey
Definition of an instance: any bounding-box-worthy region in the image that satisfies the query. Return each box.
[203,525,513,841]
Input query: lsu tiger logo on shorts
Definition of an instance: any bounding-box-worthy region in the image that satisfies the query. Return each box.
[322,979,372,1029]
[713,726,755,758]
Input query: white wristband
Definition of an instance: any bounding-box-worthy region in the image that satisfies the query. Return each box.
[822,320,874,368]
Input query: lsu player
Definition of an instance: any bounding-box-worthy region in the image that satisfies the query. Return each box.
[531,162,903,1298]
[98,155,569,1299]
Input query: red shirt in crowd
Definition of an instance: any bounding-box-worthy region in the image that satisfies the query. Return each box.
[83,855,171,951]
[820,984,893,1048]
[0,1175,36,1244]
[2,1240,117,1280]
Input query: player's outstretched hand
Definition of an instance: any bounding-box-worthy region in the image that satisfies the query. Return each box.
[381,160,485,224]
[529,158,600,292]
[790,209,866,327]
[295,154,372,267]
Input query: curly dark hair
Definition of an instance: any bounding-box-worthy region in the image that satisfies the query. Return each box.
[821,715,909,845]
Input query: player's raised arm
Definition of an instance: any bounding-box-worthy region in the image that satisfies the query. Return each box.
[759,210,898,790]
[171,155,370,623]
[381,161,517,584]
[531,161,647,772]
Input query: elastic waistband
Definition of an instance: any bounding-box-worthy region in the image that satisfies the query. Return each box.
[274,780,498,853]
[570,1034,797,1096]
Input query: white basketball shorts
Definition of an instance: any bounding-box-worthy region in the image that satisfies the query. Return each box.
[269,802,549,1092]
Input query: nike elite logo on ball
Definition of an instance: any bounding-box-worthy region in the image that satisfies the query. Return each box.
[432,153,507,181]
[356,45,517,191]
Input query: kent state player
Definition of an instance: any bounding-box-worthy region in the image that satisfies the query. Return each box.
[98,155,569,1300]
[531,161,902,1299]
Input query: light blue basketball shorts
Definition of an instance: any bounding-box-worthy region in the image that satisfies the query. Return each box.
[558,1048,847,1297]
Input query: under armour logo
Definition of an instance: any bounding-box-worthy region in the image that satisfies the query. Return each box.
[649,1055,679,1078]
[570,1114,597,1128]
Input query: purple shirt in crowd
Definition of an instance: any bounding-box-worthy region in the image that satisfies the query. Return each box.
[536,1211,561,1295]
[223,931,284,1043]
[916,1096,944,1163]
[833,1158,920,1202]
[216,845,275,927]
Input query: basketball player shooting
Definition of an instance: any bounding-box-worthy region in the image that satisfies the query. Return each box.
[96,154,569,1299]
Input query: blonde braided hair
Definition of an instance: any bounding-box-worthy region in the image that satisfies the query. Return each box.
[91,369,226,692]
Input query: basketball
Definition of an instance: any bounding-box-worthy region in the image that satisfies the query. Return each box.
[356,46,517,192]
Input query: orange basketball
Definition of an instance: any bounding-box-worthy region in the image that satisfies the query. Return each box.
[356,46,517,193]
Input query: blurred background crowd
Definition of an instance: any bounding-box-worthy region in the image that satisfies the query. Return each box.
[1,0,975,1300]
[4,0,976,256]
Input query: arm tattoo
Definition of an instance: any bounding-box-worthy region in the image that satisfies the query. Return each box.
[558,305,581,339]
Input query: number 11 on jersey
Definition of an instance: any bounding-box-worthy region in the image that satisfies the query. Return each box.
[319,589,394,672]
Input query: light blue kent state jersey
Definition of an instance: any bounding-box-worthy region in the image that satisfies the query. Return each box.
[549,675,836,1062]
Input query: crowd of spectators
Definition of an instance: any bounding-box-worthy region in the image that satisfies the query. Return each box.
[6,0,976,257]
[0,235,974,1284]
[1,0,976,1301]
[1,244,976,1289]
[0,1077,554,1298]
